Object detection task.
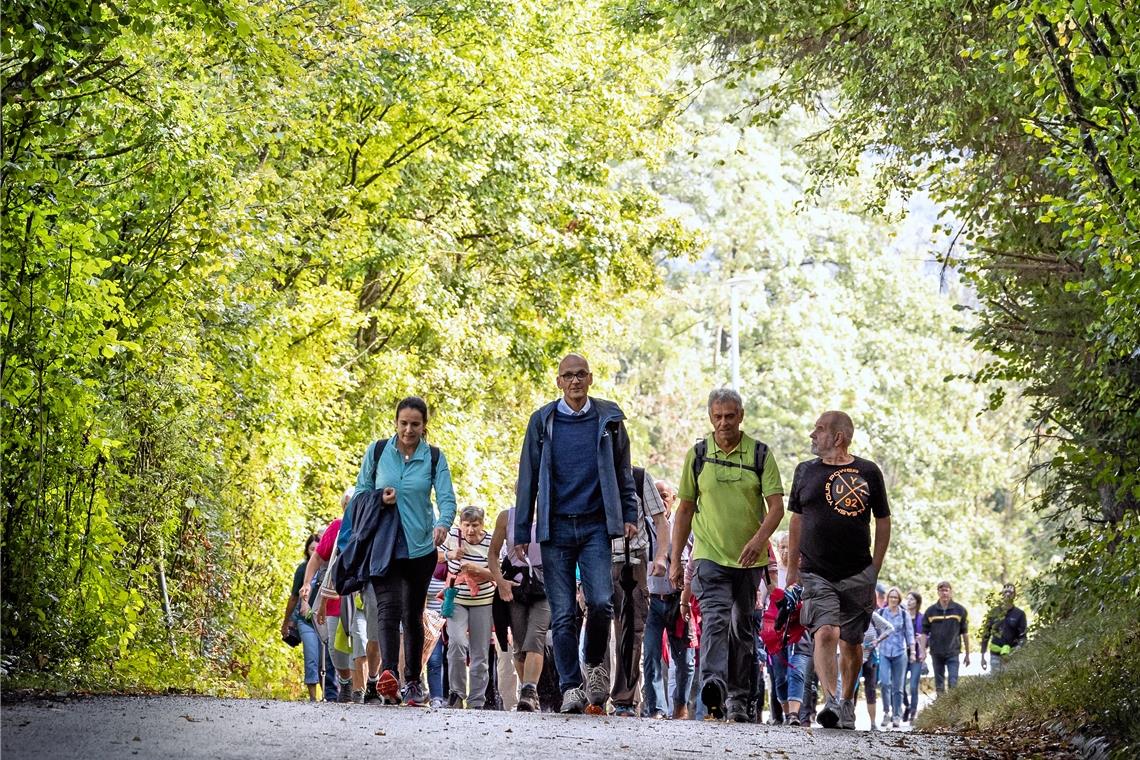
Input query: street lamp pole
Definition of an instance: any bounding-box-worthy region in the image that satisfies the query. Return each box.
[726,273,764,391]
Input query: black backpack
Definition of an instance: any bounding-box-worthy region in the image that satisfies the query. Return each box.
[690,437,769,509]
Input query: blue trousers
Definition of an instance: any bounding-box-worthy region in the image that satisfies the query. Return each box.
[878,652,907,717]
[642,594,692,714]
[293,613,321,686]
[427,636,445,700]
[541,514,614,693]
[931,653,959,693]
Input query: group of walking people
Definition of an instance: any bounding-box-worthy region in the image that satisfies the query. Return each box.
[280,353,1025,727]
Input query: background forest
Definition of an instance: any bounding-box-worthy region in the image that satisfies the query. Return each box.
[2,0,1137,750]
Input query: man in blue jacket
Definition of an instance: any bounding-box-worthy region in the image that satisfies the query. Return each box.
[514,353,638,714]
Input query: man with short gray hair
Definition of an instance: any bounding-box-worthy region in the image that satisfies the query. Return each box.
[786,411,892,730]
[670,388,785,722]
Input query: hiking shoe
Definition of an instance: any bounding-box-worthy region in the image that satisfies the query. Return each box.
[377,670,400,705]
[650,709,666,720]
[786,713,802,727]
[725,699,749,723]
[401,680,427,707]
[613,704,636,717]
[881,712,890,727]
[816,693,841,728]
[336,681,353,703]
[559,686,588,714]
[447,691,465,709]
[584,663,610,708]
[364,678,380,703]
[892,716,901,729]
[839,698,856,730]
[351,688,365,704]
[700,679,726,720]
[516,684,539,713]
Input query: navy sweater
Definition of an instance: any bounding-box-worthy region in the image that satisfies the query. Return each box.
[551,407,603,516]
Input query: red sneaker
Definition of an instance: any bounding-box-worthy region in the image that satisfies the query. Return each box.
[377,670,401,705]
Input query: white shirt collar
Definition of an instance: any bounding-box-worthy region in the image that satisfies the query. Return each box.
[557,397,592,416]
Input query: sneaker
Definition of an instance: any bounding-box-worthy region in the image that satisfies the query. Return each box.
[725,699,749,723]
[613,705,637,717]
[650,710,666,720]
[785,713,802,727]
[559,686,588,714]
[429,697,444,709]
[351,688,365,704]
[336,680,353,703]
[839,698,856,730]
[516,684,539,712]
[377,670,401,705]
[700,679,726,720]
[892,716,901,729]
[881,712,890,727]
[447,691,465,709]
[816,693,840,729]
[401,680,427,707]
[364,679,380,703]
[584,663,610,708]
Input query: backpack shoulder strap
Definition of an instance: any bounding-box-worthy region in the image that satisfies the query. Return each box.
[690,439,708,505]
[753,438,769,488]
[429,445,440,485]
[372,438,388,470]
[632,466,646,505]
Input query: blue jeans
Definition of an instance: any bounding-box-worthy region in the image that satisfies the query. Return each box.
[642,594,691,714]
[427,636,445,700]
[293,613,321,685]
[931,653,959,693]
[541,514,614,693]
[322,638,338,701]
[784,650,811,704]
[905,660,923,716]
[879,652,907,717]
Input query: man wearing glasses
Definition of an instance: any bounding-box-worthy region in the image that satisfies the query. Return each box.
[669,388,785,722]
[514,353,639,715]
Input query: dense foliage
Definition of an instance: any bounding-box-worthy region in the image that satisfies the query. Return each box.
[633,0,1138,610]
[1,0,689,691]
[591,78,1044,607]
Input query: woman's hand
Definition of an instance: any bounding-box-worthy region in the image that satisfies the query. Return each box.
[496,578,518,602]
[280,621,292,638]
[433,526,448,547]
[382,487,397,505]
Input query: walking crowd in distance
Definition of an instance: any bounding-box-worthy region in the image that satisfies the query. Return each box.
[280,354,1027,728]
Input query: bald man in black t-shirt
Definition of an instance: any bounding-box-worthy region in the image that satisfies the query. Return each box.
[786,411,892,730]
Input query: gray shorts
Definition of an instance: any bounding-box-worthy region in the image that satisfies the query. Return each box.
[324,598,369,671]
[799,564,877,645]
[509,597,551,659]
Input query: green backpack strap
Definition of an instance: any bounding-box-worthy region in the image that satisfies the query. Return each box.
[691,436,769,507]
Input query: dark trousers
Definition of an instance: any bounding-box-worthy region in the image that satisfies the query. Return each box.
[931,653,959,693]
[371,551,437,683]
[542,514,613,693]
[610,553,648,707]
[690,559,762,703]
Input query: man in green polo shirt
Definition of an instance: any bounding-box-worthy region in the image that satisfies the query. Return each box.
[669,388,784,722]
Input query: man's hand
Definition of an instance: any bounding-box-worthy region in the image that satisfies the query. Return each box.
[668,561,684,590]
[432,526,448,547]
[737,535,767,568]
[624,522,637,541]
[963,652,971,667]
[496,579,519,602]
[514,543,529,562]
[649,557,668,577]
[980,656,987,671]
[382,487,397,505]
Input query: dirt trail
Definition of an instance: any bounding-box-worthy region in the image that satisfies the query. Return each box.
[2,695,982,759]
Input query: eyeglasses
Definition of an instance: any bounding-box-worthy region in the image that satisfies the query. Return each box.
[559,370,590,382]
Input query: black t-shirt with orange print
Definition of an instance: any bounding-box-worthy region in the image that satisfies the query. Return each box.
[788,456,891,582]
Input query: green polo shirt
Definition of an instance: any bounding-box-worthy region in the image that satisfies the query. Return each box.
[677,432,783,568]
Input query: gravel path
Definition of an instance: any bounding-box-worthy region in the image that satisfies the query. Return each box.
[2,695,981,759]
